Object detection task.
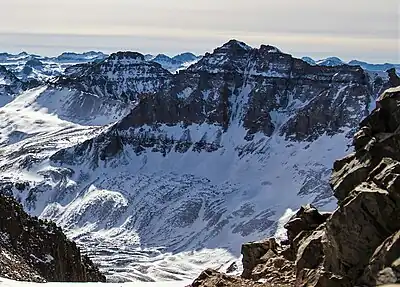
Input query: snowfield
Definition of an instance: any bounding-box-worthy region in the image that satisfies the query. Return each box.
[0,85,346,282]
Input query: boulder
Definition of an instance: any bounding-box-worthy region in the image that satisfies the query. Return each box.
[324,182,400,280]
[241,238,278,278]
[376,268,398,286]
[296,268,352,287]
[372,86,400,133]
[296,230,325,272]
[387,68,400,87]
[226,262,238,274]
[360,230,400,285]
[251,256,296,285]
[330,153,372,201]
[284,204,329,242]
[192,269,271,287]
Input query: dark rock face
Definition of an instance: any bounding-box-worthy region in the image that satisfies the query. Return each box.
[284,204,329,242]
[119,40,378,141]
[0,66,24,103]
[0,195,105,283]
[49,41,389,168]
[191,86,400,287]
[388,68,400,87]
[0,65,41,106]
[58,51,173,102]
[241,238,278,278]
[281,84,371,141]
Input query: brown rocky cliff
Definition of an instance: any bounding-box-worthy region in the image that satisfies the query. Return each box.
[387,68,400,87]
[0,195,105,283]
[191,86,400,287]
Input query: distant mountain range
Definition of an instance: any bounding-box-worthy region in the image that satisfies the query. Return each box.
[0,50,397,86]
[0,51,201,82]
[302,56,400,73]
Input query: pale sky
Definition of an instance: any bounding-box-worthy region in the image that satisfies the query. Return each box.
[0,0,399,63]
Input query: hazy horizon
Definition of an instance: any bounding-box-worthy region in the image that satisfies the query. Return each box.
[1,0,399,63]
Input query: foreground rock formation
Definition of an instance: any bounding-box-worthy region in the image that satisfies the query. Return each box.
[0,194,106,282]
[192,86,400,286]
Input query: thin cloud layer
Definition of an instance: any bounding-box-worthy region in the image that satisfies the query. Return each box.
[0,0,399,62]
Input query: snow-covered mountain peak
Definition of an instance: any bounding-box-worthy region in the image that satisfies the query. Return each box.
[188,40,253,73]
[0,52,11,58]
[17,51,29,57]
[316,57,345,66]
[53,50,172,107]
[172,52,199,63]
[301,56,400,74]
[220,39,253,52]
[0,65,19,85]
[82,51,106,57]
[25,58,44,69]
[106,51,146,64]
[301,56,316,65]
[151,53,201,73]
[152,54,173,62]
[0,65,26,106]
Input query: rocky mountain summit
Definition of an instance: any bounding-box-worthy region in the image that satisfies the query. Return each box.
[192,86,400,286]
[52,39,390,164]
[0,194,105,283]
[58,51,172,102]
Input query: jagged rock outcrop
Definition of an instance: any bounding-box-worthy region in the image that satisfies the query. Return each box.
[191,86,400,287]
[387,68,400,87]
[0,194,105,283]
[361,230,400,285]
[324,85,400,286]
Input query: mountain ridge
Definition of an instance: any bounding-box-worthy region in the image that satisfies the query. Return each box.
[1,47,398,85]
[0,39,395,282]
